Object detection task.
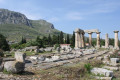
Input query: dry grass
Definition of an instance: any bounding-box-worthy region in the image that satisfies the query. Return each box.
[31,59,103,80]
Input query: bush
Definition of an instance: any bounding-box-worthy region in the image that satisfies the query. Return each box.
[54,44,60,49]
[84,63,92,74]
[10,43,27,49]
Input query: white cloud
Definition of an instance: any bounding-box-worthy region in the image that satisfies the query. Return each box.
[47,17,59,23]
[19,10,43,20]
[66,12,83,20]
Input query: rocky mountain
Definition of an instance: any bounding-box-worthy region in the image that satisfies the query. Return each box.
[0,9,32,27]
[0,9,58,41]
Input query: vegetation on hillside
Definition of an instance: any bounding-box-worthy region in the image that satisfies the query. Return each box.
[0,33,10,51]
[11,31,75,49]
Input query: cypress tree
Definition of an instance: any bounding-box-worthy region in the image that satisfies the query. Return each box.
[36,36,43,48]
[59,31,64,44]
[0,34,10,51]
[67,34,70,44]
[52,35,57,45]
[57,35,60,44]
[20,36,26,44]
[70,31,75,47]
[48,34,52,46]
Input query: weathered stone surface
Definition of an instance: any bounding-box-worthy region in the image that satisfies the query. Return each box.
[4,61,25,73]
[38,56,45,61]
[34,49,39,53]
[110,58,119,64]
[103,66,119,71]
[25,46,39,51]
[45,56,60,62]
[29,56,38,60]
[97,57,103,61]
[84,29,99,33]
[44,48,52,52]
[95,76,112,80]
[15,52,26,62]
[96,32,101,48]
[91,68,113,77]
[56,47,60,53]
[114,31,119,49]
[105,33,109,48]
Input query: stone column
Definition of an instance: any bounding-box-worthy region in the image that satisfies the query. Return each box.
[75,31,79,49]
[96,32,101,48]
[81,32,85,47]
[114,31,119,49]
[105,33,109,48]
[78,32,82,48]
[88,32,93,46]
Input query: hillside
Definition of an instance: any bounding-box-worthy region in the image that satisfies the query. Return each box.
[0,9,60,41]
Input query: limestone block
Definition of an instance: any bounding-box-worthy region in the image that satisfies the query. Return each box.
[15,52,26,62]
[4,61,25,73]
[91,68,113,77]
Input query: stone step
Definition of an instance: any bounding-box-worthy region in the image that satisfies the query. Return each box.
[95,76,112,80]
[103,66,119,71]
[91,68,113,77]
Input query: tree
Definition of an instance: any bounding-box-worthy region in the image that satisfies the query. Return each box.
[42,36,48,45]
[86,38,89,43]
[100,38,105,46]
[57,35,60,44]
[66,34,70,44]
[59,31,64,44]
[52,35,58,45]
[36,36,43,48]
[109,38,114,46]
[0,34,10,51]
[48,34,52,46]
[92,40,96,47]
[19,36,26,44]
[70,31,75,47]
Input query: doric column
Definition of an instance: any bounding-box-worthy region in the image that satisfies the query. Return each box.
[75,31,79,49]
[114,31,119,49]
[88,32,93,46]
[78,33,82,48]
[105,33,109,48]
[96,32,101,48]
[81,32,85,47]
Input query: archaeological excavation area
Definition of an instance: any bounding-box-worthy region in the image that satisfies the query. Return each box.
[0,28,120,80]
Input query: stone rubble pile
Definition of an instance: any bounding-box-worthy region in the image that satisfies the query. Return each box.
[0,52,26,74]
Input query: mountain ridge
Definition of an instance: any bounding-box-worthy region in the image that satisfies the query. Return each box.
[0,9,59,41]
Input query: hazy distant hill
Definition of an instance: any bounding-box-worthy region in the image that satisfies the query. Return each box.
[0,9,60,41]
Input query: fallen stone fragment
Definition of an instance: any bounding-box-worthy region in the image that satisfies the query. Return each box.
[91,68,113,77]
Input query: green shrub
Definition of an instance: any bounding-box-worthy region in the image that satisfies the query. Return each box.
[3,69,12,74]
[54,44,60,49]
[84,63,92,74]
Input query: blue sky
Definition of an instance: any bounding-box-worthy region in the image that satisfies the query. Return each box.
[0,0,120,38]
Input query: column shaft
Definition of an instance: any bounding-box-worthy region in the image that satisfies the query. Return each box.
[96,32,101,48]
[105,33,109,48]
[88,32,93,46]
[114,31,119,49]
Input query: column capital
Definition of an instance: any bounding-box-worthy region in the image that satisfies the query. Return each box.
[114,31,119,33]
[96,32,101,34]
[88,32,93,34]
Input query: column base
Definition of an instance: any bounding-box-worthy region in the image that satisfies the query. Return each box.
[114,47,119,50]
[96,45,100,48]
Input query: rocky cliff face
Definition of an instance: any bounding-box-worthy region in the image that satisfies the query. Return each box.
[0,9,32,27]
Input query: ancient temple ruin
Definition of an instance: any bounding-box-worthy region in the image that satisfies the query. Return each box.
[75,28,119,49]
